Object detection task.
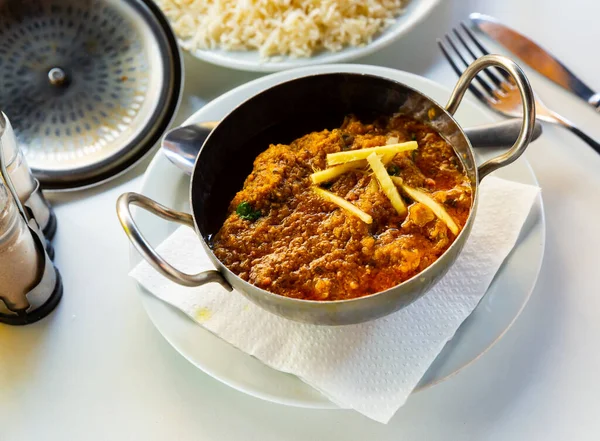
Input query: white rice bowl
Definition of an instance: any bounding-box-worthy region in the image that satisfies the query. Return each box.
[158,0,410,58]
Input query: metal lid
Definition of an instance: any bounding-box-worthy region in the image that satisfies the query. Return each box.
[0,0,182,190]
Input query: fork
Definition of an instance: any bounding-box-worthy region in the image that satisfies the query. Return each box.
[438,23,600,156]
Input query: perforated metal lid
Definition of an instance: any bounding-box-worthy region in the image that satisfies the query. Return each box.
[0,0,182,189]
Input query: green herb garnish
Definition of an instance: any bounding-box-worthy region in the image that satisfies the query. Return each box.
[236,201,261,221]
[387,165,400,176]
[341,133,354,150]
[444,198,458,208]
[411,133,417,141]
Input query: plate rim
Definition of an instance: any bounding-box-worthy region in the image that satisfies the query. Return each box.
[134,64,546,408]
[174,0,442,72]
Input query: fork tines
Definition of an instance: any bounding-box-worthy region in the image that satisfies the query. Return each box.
[438,23,512,104]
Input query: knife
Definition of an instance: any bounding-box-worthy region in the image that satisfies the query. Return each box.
[470,13,600,111]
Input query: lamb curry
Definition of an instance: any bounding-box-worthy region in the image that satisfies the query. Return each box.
[212,114,472,301]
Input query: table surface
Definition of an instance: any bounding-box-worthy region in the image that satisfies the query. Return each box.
[2,0,600,439]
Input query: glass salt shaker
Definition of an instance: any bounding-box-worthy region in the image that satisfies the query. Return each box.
[0,122,62,325]
[0,184,39,313]
[0,113,57,245]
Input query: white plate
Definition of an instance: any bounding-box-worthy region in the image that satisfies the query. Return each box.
[176,0,440,72]
[132,64,546,409]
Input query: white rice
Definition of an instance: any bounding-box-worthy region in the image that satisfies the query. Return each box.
[157,0,409,58]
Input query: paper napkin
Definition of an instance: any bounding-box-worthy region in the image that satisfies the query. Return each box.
[130,176,540,423]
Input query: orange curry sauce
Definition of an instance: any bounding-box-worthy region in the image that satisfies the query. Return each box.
[212,115,472,301]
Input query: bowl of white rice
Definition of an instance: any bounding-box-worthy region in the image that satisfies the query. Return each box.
[156,0,441,72]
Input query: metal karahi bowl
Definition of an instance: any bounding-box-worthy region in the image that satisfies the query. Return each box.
[118,55,535,326]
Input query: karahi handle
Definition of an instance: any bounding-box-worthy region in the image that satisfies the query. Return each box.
[116,192,231,290]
